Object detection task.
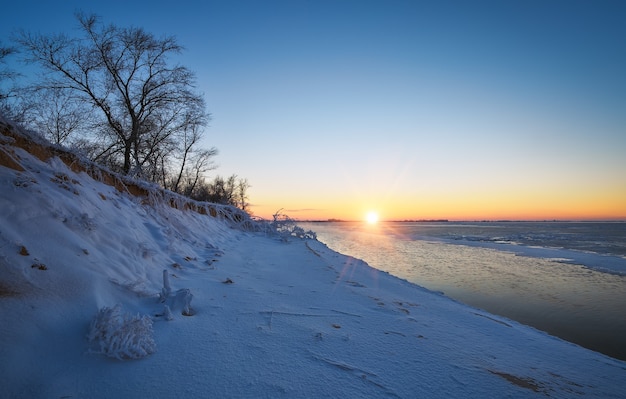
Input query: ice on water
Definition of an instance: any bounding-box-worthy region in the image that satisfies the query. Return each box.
[307,221,626,360]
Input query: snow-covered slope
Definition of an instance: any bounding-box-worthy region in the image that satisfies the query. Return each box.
[1,119,625,398]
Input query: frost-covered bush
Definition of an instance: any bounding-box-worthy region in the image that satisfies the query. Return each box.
[88,304,156,360]
[269,210,317,240]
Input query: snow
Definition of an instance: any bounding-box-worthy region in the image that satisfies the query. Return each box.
[1,119,625,398]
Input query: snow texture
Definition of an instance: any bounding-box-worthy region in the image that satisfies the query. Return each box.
[0,118,625,398]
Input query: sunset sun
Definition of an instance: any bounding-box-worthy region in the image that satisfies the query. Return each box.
[365,211,379,224]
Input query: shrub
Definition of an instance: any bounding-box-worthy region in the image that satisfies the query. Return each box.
[88,304,156,360]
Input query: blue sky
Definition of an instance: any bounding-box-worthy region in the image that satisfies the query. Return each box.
[3,0,626,220]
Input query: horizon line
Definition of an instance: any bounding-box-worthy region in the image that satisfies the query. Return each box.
[296,218,626,223]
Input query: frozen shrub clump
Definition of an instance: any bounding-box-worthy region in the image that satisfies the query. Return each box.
[88,304,156,360]
[269,210,317,240]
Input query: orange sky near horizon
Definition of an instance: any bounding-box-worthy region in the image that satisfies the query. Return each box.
[250,187,626,222]
[4,2,625,223]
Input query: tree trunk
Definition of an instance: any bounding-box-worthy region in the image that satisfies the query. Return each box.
[123,139,132,174]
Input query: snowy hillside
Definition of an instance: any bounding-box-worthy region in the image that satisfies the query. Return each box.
[0,119,625,398]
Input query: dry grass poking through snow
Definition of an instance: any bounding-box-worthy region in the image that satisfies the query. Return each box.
[0,282,19,298]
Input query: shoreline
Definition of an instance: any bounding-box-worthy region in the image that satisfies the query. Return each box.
[2,121,625,397]
[305,222,626,361]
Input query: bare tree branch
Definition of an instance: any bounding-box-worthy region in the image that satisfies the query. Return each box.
[15,12,210,177]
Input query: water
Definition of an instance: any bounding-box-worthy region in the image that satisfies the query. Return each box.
[302,221,626,361]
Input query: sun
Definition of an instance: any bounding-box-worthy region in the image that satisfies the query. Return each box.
[365,211,379,224]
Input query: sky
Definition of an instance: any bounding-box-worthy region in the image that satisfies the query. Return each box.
[3,0,626,221]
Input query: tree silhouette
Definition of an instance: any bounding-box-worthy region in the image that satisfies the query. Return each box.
[17,13,210,177]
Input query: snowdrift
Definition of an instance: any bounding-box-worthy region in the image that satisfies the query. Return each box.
[1,118,625,398]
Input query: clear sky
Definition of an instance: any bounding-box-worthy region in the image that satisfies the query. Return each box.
[3,0,625,221]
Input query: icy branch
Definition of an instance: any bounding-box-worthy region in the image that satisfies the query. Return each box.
[160,269,171,302]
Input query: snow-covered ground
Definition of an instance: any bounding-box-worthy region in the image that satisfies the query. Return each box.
[1,120,625,398]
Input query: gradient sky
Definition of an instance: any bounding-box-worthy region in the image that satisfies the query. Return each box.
[3,1,625,221]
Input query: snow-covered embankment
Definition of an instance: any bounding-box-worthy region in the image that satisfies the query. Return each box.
[0,120,624,398]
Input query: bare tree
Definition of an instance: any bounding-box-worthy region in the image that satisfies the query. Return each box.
[0,43,18,95]
[189,174,249,210]
[11,15,251,209]
[236,178,250,211]
[178,149,219,196]
[0,42,21,119]
[16,13,209,176]
[26,87,87,144]
[170,122,218,195]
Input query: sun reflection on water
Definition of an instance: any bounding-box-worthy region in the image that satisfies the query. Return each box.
[304,222,626,360]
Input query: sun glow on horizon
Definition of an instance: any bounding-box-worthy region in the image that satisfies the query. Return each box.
[366,211,379,224]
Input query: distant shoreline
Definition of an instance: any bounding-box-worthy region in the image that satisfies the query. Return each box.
[301,219,626,223]
[305,219,449,223]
